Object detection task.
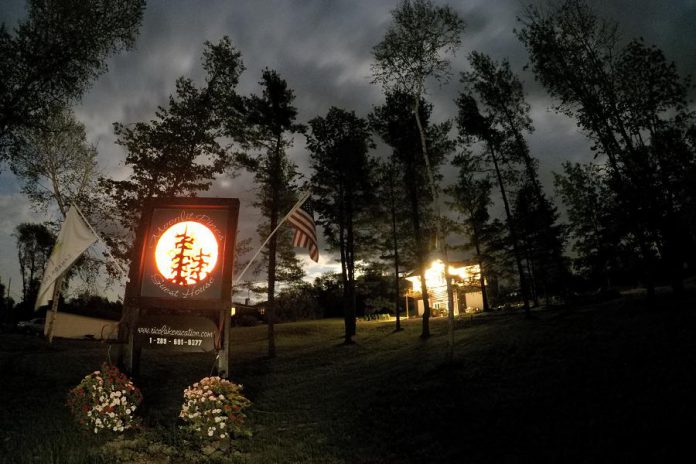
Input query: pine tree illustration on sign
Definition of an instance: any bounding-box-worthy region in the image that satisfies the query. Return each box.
[170,227,195,285]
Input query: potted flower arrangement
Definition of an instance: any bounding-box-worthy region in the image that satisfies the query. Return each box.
[179,376,252,443]
[67,363,143,434]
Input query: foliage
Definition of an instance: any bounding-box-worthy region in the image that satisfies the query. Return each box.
[368,158,415,329]
[307,107,376,342]
[372,0,464,338]
[446,152,496,311]
[0,0,145,163]
[554,162,629,289]
[517,0,696,292]
[13,222,55,307]
[9,106,98,217]
[273,282,323,322]
[66,363,142,434]
[370,91,454,335]
[312,272,344,319]
[239,69,305,352]
[9,107,106,295]
[99,37,242,271]
[179,376,252,442]
[371,0,465,95]
[457,54,540,311]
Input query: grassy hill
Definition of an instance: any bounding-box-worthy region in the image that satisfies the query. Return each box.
[1,294,695,463]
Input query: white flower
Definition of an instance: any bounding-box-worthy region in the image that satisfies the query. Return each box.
[219,433,226,439]
[208,429,214,437]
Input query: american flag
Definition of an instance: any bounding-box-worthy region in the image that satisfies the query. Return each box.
[288,195,319,262]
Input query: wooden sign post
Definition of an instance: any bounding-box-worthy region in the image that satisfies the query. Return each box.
[120,197,239,377]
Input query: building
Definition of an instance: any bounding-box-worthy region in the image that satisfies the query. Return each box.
[405,259,484,317]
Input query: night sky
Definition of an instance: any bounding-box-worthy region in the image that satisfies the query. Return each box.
[1,0,694,302]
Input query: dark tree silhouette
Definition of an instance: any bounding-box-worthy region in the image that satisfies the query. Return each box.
[446,153,495,312]
[237,68,304,357]
[100,37,243,273]
[0,0,145,164]
[372,0,464,340]
[370,92,454,333]
[517,0,696,297]
[13,223,55,311]
[307,107,375,344]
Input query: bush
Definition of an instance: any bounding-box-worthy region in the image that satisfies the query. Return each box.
[233,314,261,327]
[179,376,252,442]
[67,363,142,434]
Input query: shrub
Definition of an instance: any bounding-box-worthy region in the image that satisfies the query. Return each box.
[179,376,252,442]
[67,363,142,434]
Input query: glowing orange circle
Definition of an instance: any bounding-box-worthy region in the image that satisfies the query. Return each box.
[155,221,219,285]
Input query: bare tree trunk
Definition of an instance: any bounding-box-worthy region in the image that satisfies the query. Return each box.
[412,96,456,340]
[488,141,531,316]
[390,181,403,332]
[472,227,490,312]
[266,148,283,358]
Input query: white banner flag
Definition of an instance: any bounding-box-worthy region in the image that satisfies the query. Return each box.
[35,207,98,309]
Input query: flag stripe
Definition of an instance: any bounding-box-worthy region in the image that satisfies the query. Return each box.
[288,203,318,262]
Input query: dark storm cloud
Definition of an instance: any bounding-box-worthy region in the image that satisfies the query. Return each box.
[1,0,694,292]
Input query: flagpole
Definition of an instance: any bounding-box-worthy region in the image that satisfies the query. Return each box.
[72,203,128,275]
[46,273,64,343]
[233,190,311,286]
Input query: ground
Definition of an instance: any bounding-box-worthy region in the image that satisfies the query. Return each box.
[1,293,695,463]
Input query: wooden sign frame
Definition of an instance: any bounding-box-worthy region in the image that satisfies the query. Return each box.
[128,197,239,313]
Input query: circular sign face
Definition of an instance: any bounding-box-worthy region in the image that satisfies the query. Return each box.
[154,221,219,286]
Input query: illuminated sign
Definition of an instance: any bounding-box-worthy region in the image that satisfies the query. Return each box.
[130,198,239,310]
[155,221,219,286]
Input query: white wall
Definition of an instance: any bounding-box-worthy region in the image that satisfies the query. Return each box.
[463,291,484,311]
[44,312,119,340]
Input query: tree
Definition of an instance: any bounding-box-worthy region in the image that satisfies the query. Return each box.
[370,92,453,336]
[460,51,568,309]
[0,0,145,163]
[238,69,304,357]
[554,162,625,291]
[306,107,375,344]
[456,92,532,315]
[9,106,109,297]
[372,0,465,339]
[13,223,55,311]
[0,279,15,323]
[9,106,98,217]
[100,37,242,269]
[371,158,415,331]
[446,153,494,312]
[517,0,696,296]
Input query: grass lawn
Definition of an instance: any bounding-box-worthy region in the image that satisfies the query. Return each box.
[1,293,695,463]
